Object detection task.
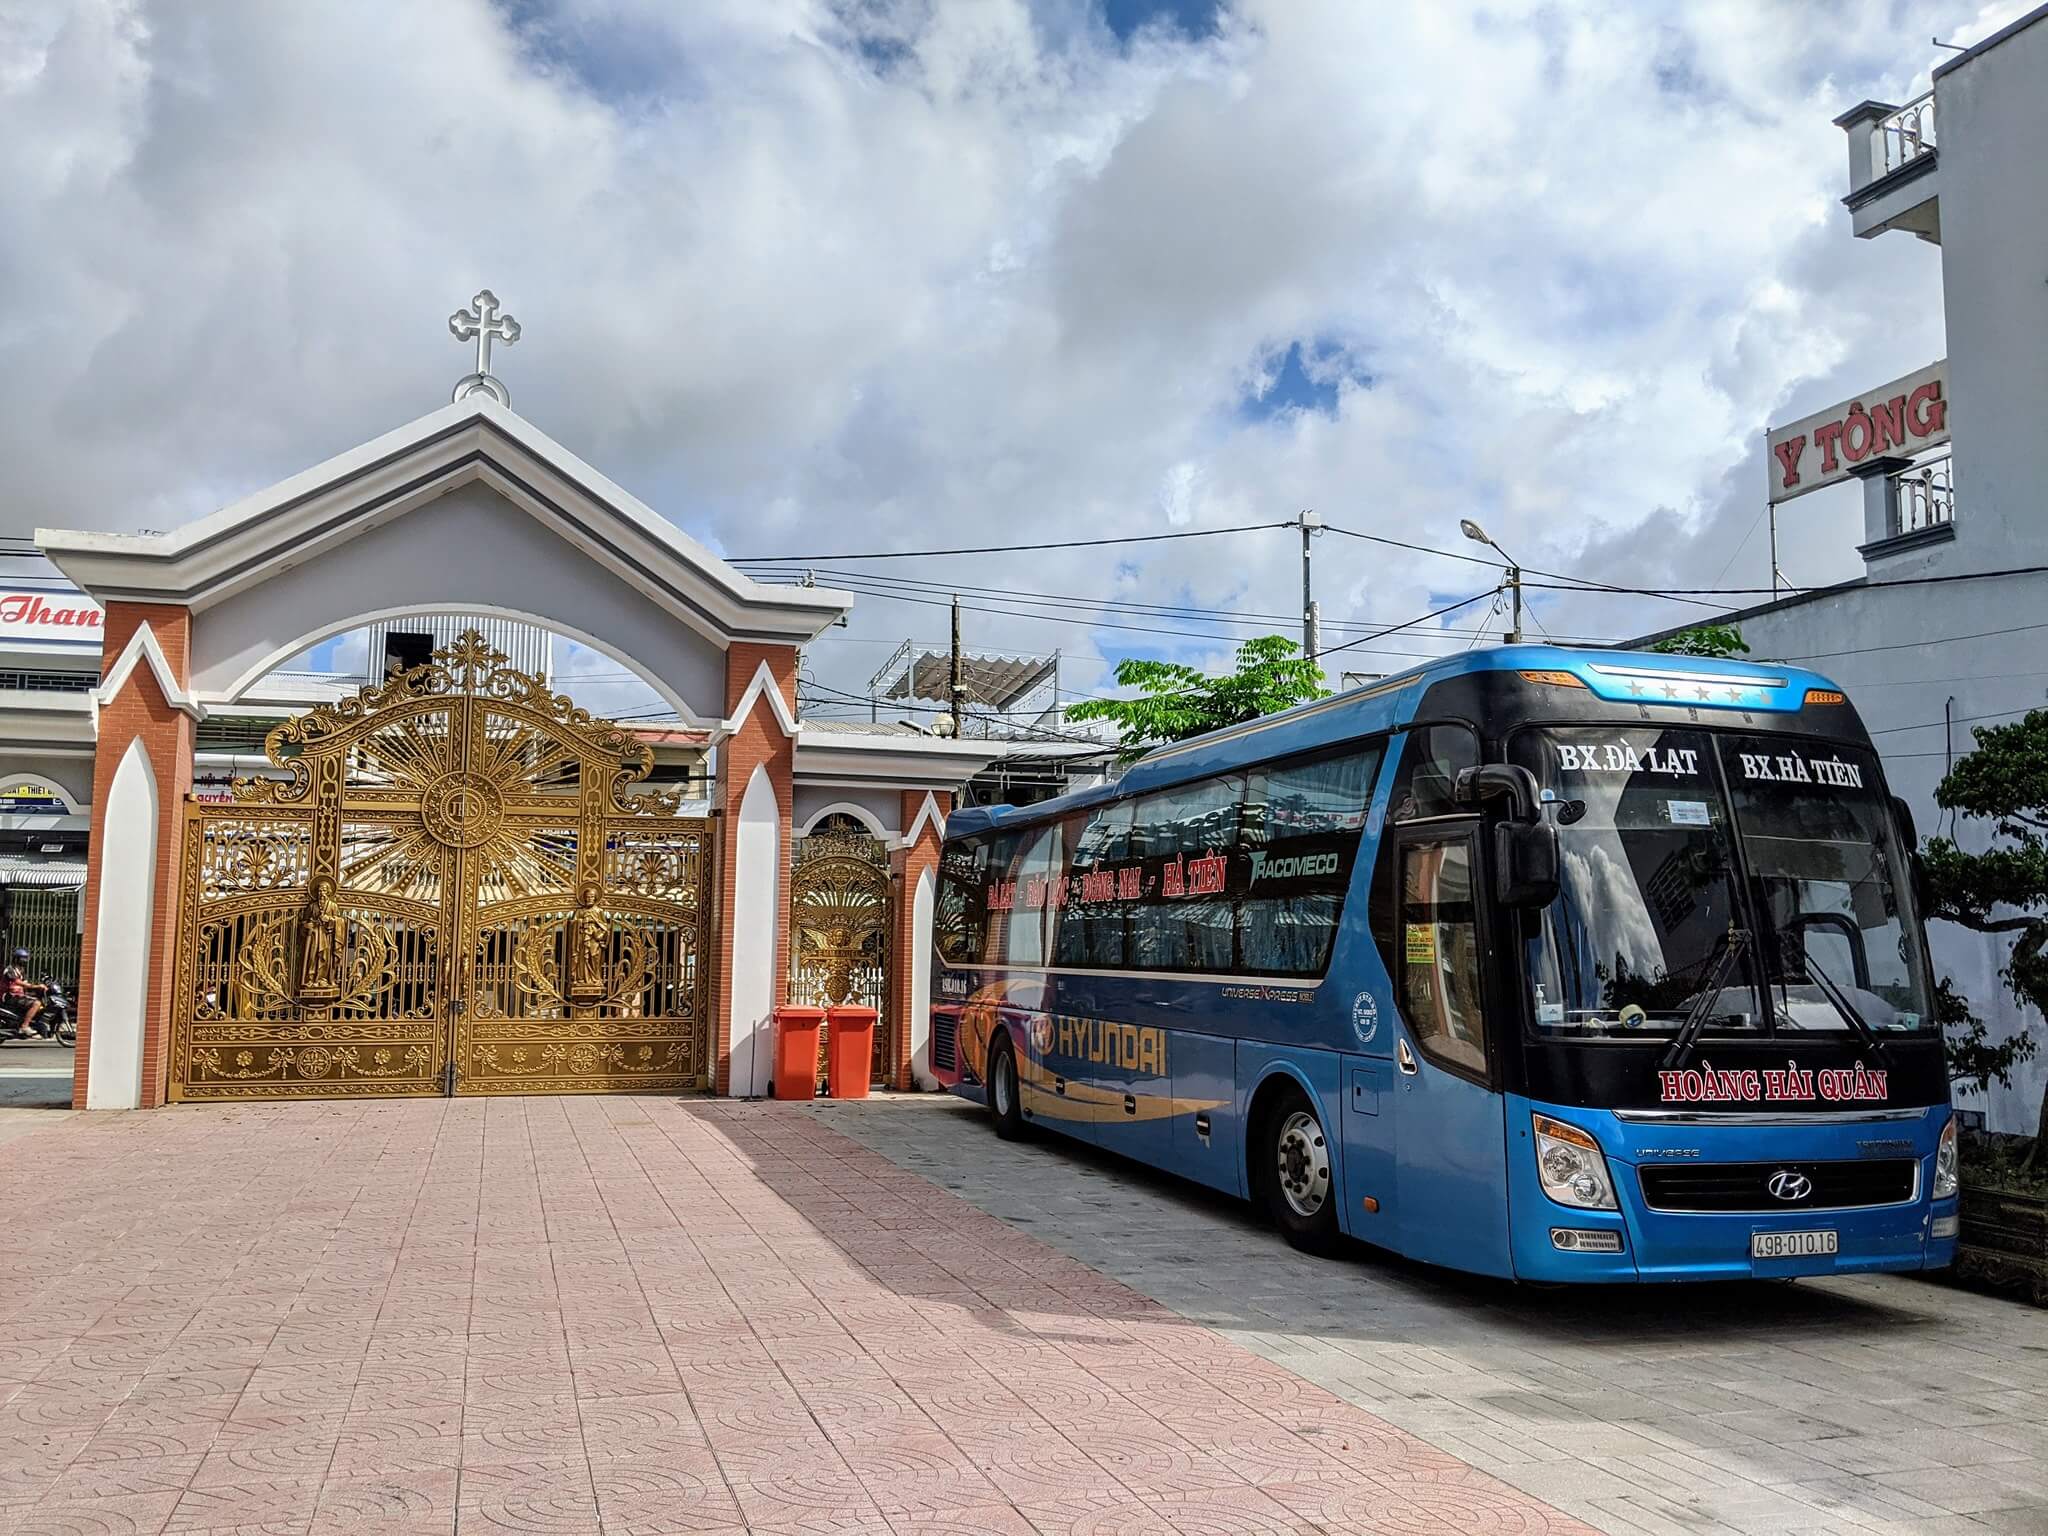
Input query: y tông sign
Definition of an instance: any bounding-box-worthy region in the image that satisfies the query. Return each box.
[1767,360,1948,504]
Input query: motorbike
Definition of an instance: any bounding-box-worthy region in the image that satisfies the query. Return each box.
[1,979,75,1048]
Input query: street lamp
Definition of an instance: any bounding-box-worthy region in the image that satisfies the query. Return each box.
[1460,519,1523,645]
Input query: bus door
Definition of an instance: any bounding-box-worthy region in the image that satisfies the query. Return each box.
[1389,824,1514,1278]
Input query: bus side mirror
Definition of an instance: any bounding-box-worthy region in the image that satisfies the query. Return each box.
[1495,821,1560,909]
[1454,764,1543,824]
[1890,794,1918,848]
[1890,794,1933,911]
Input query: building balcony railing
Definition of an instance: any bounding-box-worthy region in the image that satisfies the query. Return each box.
[1893,453,1955,535]
[1873,92,1936,176]
[1835,92,1941,243]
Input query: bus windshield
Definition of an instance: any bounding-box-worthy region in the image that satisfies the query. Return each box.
[1723,736,1934,1034]
[1511,727,1935,1039]
[1513,727,1757,1038]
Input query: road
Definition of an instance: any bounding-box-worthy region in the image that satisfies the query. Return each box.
[818,1093,2048,1536]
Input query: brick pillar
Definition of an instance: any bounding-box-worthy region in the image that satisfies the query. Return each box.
[889,790,950,1090]
[711,643,797,1095]
[73,603,198,1110]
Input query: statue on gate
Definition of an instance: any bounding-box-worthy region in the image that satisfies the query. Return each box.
[566,881,609,1007]
[294,875,349,1004]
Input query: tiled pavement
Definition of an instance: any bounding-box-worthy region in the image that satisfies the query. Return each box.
[819,1095,2048,1536]
[0,1095,1596,1535]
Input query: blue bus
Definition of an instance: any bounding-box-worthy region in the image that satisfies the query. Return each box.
[929,645,1958,1283]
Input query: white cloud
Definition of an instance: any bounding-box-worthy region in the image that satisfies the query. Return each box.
[0,0,2022,717]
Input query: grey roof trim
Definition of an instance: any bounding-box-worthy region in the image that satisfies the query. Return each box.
[1624,578,1869,649]
[1857,522,1956,563]
[1934,1,2048,78]
[54,441,840,646]
[1842,148,1937,212]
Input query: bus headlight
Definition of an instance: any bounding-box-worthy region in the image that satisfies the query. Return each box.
[1533,1114,1617,1211]
[1933,1117,1959,1200]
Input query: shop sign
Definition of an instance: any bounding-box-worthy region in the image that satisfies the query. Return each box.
[0,587,104,646]
[0,780,68,812]
[1767,359,1948,504]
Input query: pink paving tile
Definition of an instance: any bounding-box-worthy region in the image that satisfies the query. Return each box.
[5,1490,183,1536]
[0,1099,1600,1536]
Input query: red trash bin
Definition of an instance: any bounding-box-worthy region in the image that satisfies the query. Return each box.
[772,1006,827,1100]
[825,1005,879,1099]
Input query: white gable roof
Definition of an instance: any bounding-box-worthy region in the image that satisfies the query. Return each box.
[37,399,852,650]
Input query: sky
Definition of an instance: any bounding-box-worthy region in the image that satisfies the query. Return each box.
[0,0,2029,722]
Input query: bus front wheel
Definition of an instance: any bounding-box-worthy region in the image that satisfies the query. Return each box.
[987,1032,1028,1142]
[1259,1085,1339,1255]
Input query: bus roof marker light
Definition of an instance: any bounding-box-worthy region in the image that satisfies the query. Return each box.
[1588,663,1786,689]
[1804,689,1847,706]
[1518,670,1586,688]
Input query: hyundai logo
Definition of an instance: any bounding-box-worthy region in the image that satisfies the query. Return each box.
[1767,1170,1813,1202]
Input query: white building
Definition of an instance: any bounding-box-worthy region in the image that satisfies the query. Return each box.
[1641,6,2048,1133]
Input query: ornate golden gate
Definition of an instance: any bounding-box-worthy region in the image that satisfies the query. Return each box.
[787,816,893,1086]
[169,631,712,1101]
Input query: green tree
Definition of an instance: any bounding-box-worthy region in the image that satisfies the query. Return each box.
[1921,708,2048,1162]
[1647,623,1749,659]
[1066,634,1326,753]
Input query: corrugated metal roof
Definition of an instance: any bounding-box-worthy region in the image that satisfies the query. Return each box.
[881,651,1057,709]
[0,856,87,887]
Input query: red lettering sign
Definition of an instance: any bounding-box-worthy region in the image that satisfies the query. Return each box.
[0,590,104,641]
[1658,1059,1887,1105]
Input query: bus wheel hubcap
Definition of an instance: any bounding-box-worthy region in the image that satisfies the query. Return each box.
[1276,1110,1329,1218]
[995,1055,1013,1116]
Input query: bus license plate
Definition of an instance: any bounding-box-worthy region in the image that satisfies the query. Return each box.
[1752,1230,1837,1260]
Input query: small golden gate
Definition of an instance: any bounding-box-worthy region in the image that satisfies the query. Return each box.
[787,816,893,1085]
[169,630,712,1101]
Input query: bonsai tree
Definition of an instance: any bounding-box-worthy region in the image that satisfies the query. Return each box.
[1921,709,2048,1164]
[1648,623,1749,659]
[1067,634,1326,753]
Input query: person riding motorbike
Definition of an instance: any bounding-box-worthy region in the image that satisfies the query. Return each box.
[3,949,46,1039]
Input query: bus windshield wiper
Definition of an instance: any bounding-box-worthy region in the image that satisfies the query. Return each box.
[1659,927,1749,1075]
[1799,950,1890,1065]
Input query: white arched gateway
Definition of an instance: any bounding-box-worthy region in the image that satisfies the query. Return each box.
[38,395,1000,1108]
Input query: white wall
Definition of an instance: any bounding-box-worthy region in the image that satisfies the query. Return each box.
[86,739,154,1110]
[728,764,781,1097]
[1737,573,2048,1134]
[910,867,936,1090]
[187,482,728,722]
[0,753,94,811]
[792,786,900,839]
[1935,16,2048,576]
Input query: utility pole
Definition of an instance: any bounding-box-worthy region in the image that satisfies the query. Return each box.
[949,594,966,739]
[1506,564,1523,644]
[1768,509,1778,598]
[1298,509,1323,658]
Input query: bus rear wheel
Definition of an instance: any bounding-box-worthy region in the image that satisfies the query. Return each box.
[1260,1085,1339,1255]
[987,1032,1028,1142]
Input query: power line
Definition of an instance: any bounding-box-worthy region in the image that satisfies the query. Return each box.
[756,575,1493,661]
[1321,522,1726,611]
[734,521,1292,563]
[753,562,1623,643]
[1762,618,2048,663]
[1871,705,2041,737]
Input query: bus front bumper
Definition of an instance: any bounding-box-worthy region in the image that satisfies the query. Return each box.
[1507,1099,1959,1284]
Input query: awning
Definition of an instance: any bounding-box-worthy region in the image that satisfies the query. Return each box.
[0,856,88,888]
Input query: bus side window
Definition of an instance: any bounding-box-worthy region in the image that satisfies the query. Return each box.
[1387,724,1480,825]
[1397,838,1489,1078]
[1055,802,1133,968]
[935,837,991,965]
[1002,821,1063,968]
